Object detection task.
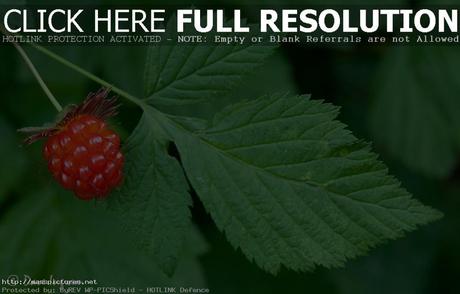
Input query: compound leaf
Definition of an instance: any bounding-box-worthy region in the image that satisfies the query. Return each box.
[154,94,441,274]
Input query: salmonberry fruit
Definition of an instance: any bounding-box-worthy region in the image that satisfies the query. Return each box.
[21,88,124,200]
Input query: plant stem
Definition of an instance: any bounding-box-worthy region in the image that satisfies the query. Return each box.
[0,25,64,112]
[30,44,145,108]
[0,25,63,112]
[12,43,63,112]
[1,24,145,110]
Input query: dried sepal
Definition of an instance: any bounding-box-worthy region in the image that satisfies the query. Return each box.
[19,88,119,145]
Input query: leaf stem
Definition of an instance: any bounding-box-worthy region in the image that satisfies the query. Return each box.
[15,44,63,112]
[30,44,145,108]
[0,26,63,112]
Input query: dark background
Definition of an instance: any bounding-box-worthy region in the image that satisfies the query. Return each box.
[1,0,459,293]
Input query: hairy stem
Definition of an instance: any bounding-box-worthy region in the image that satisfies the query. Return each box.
[1,25,146,110]
[30,44,146,108]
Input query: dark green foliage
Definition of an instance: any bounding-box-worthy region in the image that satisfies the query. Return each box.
[0,6,453,292]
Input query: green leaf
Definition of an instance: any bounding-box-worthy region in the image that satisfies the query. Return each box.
[152,94,441,274]
[155,50,299,121]
[144,35,275,106]
[106,112,192,276]
[124,24,274,275]
[370,46,460,178]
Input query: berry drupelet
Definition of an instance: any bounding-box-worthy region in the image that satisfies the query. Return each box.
[23,88,124,200]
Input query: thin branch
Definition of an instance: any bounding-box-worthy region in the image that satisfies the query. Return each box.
[0,26,63,112]
[30,44,145,108]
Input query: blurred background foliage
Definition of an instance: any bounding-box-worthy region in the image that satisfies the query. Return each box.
[1,0,459,293]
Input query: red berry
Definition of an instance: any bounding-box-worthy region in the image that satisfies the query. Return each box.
[22,88,124,200]
[43,114,124,199]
